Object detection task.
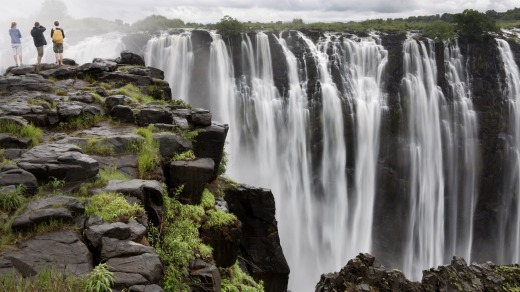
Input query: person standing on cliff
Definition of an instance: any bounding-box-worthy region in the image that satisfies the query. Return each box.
[30,22,47,65]
[50,21,65,66]
[9,22,22,66]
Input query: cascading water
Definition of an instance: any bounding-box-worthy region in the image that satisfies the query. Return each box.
[402,38,446,280]
[339,34,388,253]
[140,29,505,289]
[65,33,126,64]
[443,40,479,263]
[144,32,194,104]
[496,38,520,263]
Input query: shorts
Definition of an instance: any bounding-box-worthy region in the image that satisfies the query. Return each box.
[11,43,22,55]
[36,46,44,57]
[53,43,63,53]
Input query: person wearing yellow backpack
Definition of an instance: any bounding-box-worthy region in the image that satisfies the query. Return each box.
[50,21,65,66]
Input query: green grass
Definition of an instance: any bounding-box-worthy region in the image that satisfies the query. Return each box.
[0,120,44,147]
[116,84,162,105]
[172,150,196,161]
[57,114,107,131]
[55,89,68,96]
[180,129,200,140]
[83,137,114,156]
[204,209,239,229]
[134,126,161,179]
[85,192,145,223]
[76,166,130,196]
[220,262,264,292]
[0,268,84,291]
[218,149,228,176]
[82,74,97,84]
[0,263,115,292]
[0,185,25,212]
[99,82,113,90]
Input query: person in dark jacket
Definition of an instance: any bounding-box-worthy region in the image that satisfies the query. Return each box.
[30,22,47,65]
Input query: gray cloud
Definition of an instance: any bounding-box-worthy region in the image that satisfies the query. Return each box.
[3,0,519,24]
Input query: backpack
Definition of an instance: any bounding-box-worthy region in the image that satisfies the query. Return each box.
[52,29,63,44]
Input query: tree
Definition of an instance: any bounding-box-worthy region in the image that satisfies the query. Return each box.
[453,9,498,40]
[422,21,456,43]
[214,16,244,37]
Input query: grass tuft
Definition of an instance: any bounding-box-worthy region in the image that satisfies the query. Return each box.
[0,120,44,147]
[133,126,161,178]
[172,150,196,161]
[85,192,145,223]
[0,185,26,211]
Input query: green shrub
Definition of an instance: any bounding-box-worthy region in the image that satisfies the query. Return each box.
[215,16,245,37]
[454,9,499,40]
[172,150,196,161]
[42,176,66,190]
[84,137,114,156]
[134,126,161,178]
[422,21,456,43]
[180,129,200,140]
[0,120,43,147]
[218,149,228,176]
[83,263,114,292]
[203,209,239,229]
[200,188,216,210]
[220,262,264,292]
[55,88,68,96]
[85,192,145,222]
[0,185,25,211]
[149,186,212,290]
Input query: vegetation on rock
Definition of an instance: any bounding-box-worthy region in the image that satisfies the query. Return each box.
[215,16,245,37]
[0,120,43,147]
[85,192,145,222]
[134,126,161,178]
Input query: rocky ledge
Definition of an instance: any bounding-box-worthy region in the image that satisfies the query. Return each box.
[0,51,289,291]
[316,253,520,292]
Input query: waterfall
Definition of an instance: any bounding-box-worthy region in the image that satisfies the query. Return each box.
[65,33,126,64]
[144,32,193,103]
[444,40,479,263]
[402,38,446,279]
[497,38,520,263]
[340,34,388,254]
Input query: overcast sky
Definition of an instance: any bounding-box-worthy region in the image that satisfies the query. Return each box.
[3,0,519,24]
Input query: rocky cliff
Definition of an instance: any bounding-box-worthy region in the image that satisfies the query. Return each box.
[0,52,289,291]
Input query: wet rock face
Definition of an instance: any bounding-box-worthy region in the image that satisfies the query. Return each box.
[16,143,99,182]
[316,253,520,292]
[224,186,290,292]
[0,230,93,277]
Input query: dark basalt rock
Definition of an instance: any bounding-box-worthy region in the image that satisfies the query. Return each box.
[108,253,163,290]
[167,158,215,204]
[315,253,520,292]
[187,108,212,127]
[0,165,38,195]
[200,218,241,268]
[0,74,53,92]
[110,105,137,124]
[129,284,165,292]
[188,259,221,292]
[16,143,99,182]
[11,196,85,232]
[105,94,132,111]
[136,107,173,126]
[84,219,147,248]
[62,58,76,66]
[100,71,153,86]
[117,50,146,66]
[224,185,290,292]
[100,238,155,260]
[0,230,93,277]
[77,62,111,77]
[153,132,192,159]
[104,179,164,224]
[192,122,229,180]
[8,65,36,75]
[38,66,78,79]
[0,134,31,149]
